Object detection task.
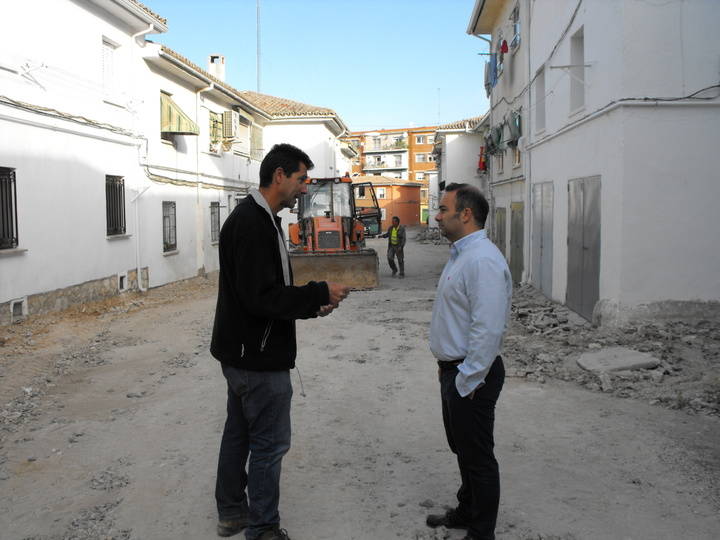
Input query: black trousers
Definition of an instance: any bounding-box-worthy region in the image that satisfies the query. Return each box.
[439,356,504,540]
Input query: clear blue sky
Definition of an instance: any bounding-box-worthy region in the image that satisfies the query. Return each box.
[145,0,490,131]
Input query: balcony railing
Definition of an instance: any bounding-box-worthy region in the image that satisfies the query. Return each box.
[363,161,405,170]
[365,140,408,152]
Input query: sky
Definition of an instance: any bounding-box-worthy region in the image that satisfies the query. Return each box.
[144,0,490,132]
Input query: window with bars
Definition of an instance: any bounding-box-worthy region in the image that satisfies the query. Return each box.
[162,201,177,252]
[210,201,220,243]
[105,175,126,236]
[1,167,18,249]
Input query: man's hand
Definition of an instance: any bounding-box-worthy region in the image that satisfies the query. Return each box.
[326,282,350,307]
[316,304,334,317]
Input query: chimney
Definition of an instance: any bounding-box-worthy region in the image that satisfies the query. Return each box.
[208,54,225,81]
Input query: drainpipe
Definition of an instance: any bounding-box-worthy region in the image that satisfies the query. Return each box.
[131,184,151,292]
[131,23,155,43]
[196,84,214,275]
[525,3,533,286]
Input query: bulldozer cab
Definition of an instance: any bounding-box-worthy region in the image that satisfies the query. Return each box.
[298,178,354,220]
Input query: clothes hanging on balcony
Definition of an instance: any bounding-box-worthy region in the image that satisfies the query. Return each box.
[507,111,522,147]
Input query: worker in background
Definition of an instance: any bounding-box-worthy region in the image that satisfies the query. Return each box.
[380,216,406,278]
[426,183,512,540]
[211,143,351,540]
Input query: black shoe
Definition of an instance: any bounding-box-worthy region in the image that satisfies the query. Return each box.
[217,516,248,537]
[426,508,470,529]
[257,526,291,540]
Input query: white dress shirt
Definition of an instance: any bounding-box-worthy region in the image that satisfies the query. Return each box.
[429,229,512,396]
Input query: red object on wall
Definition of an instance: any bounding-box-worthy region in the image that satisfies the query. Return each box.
[478,147,487,171]
[500,40,509,53]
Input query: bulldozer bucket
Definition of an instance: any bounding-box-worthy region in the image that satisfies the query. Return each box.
[290,249,379,290]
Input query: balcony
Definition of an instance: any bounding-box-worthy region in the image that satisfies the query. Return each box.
[364,141,408,153]
[363,161,406,171]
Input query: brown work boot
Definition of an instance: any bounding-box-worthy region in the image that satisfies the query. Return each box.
[426,508,470,529]
[217,515,248,537]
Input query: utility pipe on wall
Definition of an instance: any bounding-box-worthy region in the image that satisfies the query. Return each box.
[195,84,214,275]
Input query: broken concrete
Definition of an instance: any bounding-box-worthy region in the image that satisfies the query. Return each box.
[577,346,661,373]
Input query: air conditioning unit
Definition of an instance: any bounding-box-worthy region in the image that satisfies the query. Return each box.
[222,110,240,138]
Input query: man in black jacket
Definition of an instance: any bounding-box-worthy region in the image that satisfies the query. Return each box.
[211,143,350,540]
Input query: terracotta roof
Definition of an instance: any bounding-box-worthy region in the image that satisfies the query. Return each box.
[238,91,337,118]
[129,0,167,25]
[160,45,245,98]
[438,115,486,130]
[159,46,345,127]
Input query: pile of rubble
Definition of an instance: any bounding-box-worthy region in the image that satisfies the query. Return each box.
[504,285,720,416]
[415,228,449,245]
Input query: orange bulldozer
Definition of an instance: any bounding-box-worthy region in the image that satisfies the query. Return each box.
[288,176,381,289]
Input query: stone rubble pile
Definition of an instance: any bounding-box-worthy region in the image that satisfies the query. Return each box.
[415,228,449,245]
[504,285,720,416]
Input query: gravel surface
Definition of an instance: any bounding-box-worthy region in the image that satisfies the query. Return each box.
[0,232,718,539]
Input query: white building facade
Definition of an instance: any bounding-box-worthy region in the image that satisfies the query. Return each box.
[0,0,350,325]
[468,0,530,285]
[467,0,720,323]
[431,116,487,219]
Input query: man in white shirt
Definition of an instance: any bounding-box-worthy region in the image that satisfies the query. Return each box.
[426,183,512,540]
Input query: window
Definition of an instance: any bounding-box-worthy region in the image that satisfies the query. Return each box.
[513,147,521,167]
[357,186,366,198]
[416,153,426,163]
[376,187,386,199]
[535,66,546,131]
[380,208,386,220]
[428,154,436,162]
[497,152,504,173]
[421,188,428,200]
[372,137,381,150]
[416,172,426,181]
[393,154,402,167]
[162,201,177,252]
[209,111,222,153]
[210,201,220,243]
[0,167,18,249]
[510,5,521,50]
[427,135,435,144]
[415,135,426,144]
[251,124,263,160]
[105,175,125,236]
[570,27,585,111]
[101,38,117,96]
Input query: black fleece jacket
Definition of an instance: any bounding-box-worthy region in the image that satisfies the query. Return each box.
[210,194,329,370]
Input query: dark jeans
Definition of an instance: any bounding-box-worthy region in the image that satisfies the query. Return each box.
[216,365,292,539]
[440,356,505,540]
[387,245,404,275]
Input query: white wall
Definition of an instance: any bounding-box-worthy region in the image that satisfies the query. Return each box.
[263,122,342,178]
[527,0,720,319]
[619,105,720,304]
[444,132,484,187]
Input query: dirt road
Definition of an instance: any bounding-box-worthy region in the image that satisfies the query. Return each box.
[1,234,718,540]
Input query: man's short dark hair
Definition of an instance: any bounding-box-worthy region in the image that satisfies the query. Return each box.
[392,216,400,223]
[445,182,489,227]
[259,143,314,187]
